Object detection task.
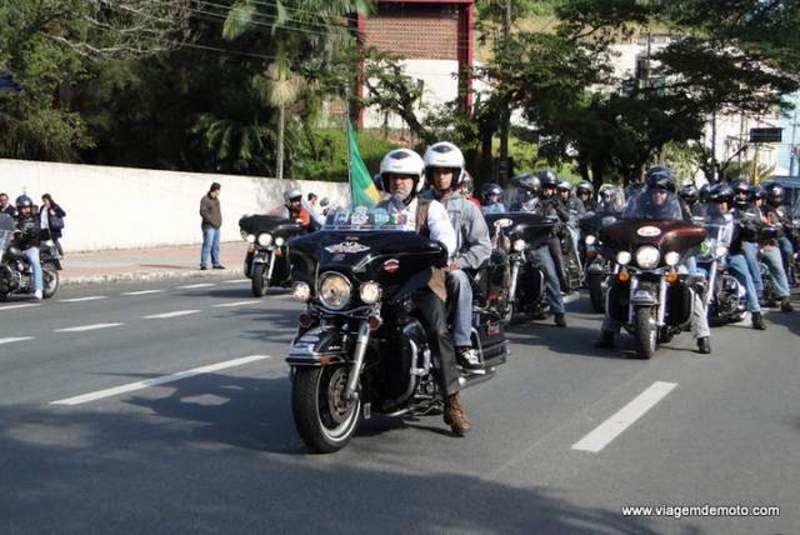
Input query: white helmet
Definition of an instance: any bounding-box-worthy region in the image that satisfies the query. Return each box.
[423,141,465,188]
[379,148,426,196]
[284,188,302,203]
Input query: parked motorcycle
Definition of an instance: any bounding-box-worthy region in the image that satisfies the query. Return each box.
[484,212,558,323]
[285,207,509,453]
[697,222,746,324]
[0,214,61,301]
[239,215,305,297]
[579,211,620,312]
[599,217,706,358]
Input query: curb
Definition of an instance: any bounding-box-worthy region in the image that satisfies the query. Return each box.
[62,267,245,286]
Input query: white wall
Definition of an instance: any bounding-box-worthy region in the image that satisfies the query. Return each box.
[0,159,349,252]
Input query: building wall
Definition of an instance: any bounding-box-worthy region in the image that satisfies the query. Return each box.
[363,7,460,60]
[0,159,349,252]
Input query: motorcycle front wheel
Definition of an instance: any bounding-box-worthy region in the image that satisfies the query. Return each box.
[251,263,270,297]
[292,365,361,454]
[42,263,59,299]
[634,306,657,359]
[587,273,605,313]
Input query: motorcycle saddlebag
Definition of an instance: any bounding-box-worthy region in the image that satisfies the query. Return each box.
[473,315,508,367]
[665,282,693,327]
[607,280,629,323]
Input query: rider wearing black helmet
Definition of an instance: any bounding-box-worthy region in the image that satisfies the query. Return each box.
[762,184,797,290]
[481,183,506,214]
[576,181,595,212]
[538,170,572,298]
[13,195,44,300]
[680,183,699,211]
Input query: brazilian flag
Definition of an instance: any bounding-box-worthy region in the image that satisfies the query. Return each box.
[348,120,381,208]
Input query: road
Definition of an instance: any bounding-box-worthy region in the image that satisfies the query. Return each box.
[0,279,797,534]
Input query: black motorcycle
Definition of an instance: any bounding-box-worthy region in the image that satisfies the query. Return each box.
[696,222,746,324]
[286,208,509,453]
[239,215,305,297]
[0,214,61,301]
[579,211,620,312]
[600,217,706,358]
[484,212,558,323]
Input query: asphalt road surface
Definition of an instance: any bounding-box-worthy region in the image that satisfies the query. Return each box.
[1,279,797,534]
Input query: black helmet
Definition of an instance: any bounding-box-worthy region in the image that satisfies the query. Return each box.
[679,183,698,204]
[537,170,559,188]
[576,181,593,197]
[513,173,541,195]
[709,183,734,205]
[645,169,675,193]
[15,195,33,209]
[699,183,712,203]
[751,185,767,202]
[481,182,503,205]
[766,184,784,206]
[731,178,750,195]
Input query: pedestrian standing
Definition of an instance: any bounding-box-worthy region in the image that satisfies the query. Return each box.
[199,182,225,270]
[40,193,67,256]
[0,192,16,217]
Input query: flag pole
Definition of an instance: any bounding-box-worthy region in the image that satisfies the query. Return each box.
[344,87,353,205]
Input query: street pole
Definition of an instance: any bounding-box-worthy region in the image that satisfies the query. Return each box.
[276,104,285,180]
[498,0,511,186]
[790,107,798,176]
[711,109,717,181]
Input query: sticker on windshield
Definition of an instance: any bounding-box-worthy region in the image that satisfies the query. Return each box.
[325,241,371,254]
[637,225,662,237]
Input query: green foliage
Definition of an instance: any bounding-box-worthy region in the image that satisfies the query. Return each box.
[291,128,397,182]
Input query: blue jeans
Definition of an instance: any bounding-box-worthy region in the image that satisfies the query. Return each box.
[777,236,795,282]
[533,245,565,314]
[741,241,763,295]
[23,247,43,292]
[726,254,760,312]
[201,224,221,267]
[446,270,473,347]
[761,246,790,298]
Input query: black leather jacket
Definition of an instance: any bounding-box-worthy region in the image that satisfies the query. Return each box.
[15,214,41,250]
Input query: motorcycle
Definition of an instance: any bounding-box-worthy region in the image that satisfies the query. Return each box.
[239,215,305,297]
[484,212,558,323]
[696,222,746,324]
[579,211,620,313]
[285,207,509,453]
[599,217,706,359]
[0,214,61,301]
[560,216,584,293]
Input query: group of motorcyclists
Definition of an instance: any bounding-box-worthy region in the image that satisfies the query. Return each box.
[0,192,66,301]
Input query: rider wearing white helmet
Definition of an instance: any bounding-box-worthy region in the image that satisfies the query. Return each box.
[376,148,470,435]
[422,141,491,376]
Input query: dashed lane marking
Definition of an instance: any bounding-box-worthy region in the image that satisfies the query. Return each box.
[59,296,107,303]
[0,337,35,345]
[121,289,165,296]
[142,309,201,319]
[0,303,41,311]
[571,381,678,453]
[213,300,261,308]
[54,323,125,333]
[175,283,216,290]
[50,355,272,406]
[223,279,250,284]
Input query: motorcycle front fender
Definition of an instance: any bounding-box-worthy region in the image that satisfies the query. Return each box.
[287,327,348,367]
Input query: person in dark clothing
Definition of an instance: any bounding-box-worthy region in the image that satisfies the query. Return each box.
[199,182,224,270]
[538,170,571,294]
[13,195,44,300]
[40,193,66,256]
[0,193,16,217]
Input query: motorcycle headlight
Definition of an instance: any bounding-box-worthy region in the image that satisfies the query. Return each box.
[274,236,285,247]
[246,234,256,244]
[664,251,680,267]
[257,233,272,247]
[318,272,352,310]
[715,245,728,258]
[616,251,632,266]
[292,281,311,302]
[635,246,660,269]
[359,281,382,304]
[585,235,596,245]
[513,239,526,252]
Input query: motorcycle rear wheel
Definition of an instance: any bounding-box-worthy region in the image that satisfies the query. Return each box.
[292,365,361,453]
[634,306,657,359]
[42,263,59,299]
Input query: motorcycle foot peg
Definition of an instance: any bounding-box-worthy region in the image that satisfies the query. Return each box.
[458,365,487,376]
[363,403,371,420]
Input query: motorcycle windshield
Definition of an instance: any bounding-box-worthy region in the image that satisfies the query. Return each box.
[484,212,557,246]
[0,214,14,259]
[623,191,683,221]
[239,214,304,238]
[322,205,413,232]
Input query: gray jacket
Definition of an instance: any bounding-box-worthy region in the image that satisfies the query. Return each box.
[422,189,491,270]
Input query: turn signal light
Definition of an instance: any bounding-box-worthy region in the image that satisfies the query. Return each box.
[618,270,630,282]
[666,270,679,283]
[367,315,383,331]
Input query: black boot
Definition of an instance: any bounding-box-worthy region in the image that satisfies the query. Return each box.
[594,331,615,349]
[780,297,794,313]
[697,336,711,354]
[554,313,567,328]
[752,311,766,330]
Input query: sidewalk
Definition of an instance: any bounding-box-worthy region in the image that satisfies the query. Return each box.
[61,242,248,285]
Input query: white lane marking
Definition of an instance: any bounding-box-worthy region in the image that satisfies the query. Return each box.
[142,309,201,319]
[563,293,581,304]
[571,381,678,453]
[59,296,107,303]
[121,289,165,296]
[0,336,34,345]
[223,279,250,284]
[50,355,271,406]
[54,323,125,333]
[213,300,260,308]
[0,303,41,311]
[176,283,216,289]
